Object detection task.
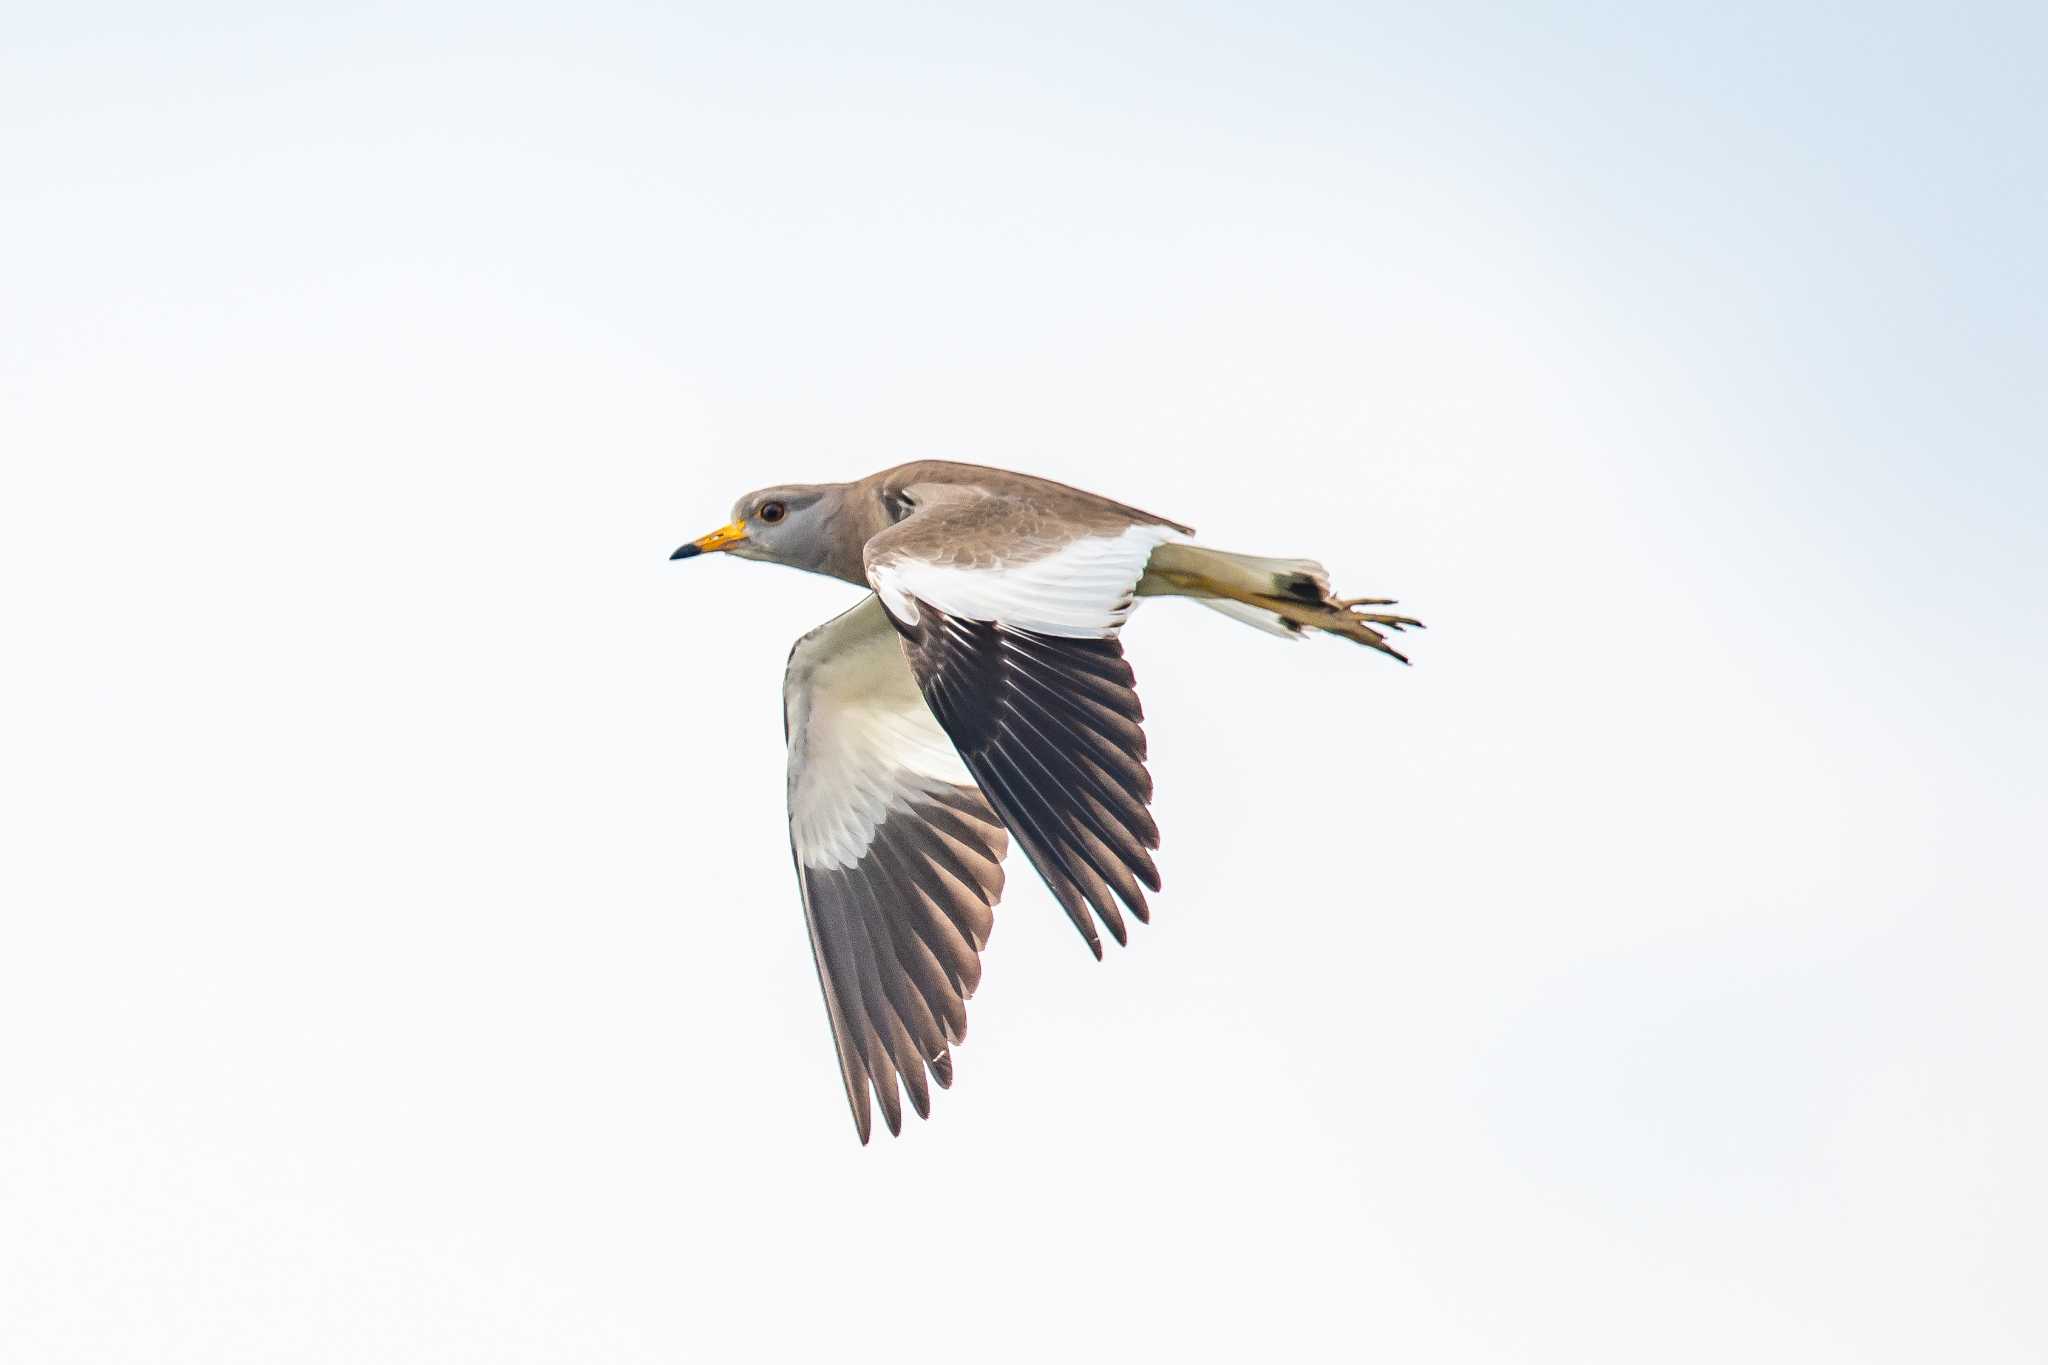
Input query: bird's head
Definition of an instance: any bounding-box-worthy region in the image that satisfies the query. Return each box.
[671,483,847,574]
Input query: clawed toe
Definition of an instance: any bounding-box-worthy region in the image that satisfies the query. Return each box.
[1336,598,1424,633]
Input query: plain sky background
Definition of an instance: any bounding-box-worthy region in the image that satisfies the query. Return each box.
[3,3,2042,1360]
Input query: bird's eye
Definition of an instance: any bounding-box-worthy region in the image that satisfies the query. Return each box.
[758,501,787,524]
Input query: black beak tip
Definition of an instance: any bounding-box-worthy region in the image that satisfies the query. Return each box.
[669,543,701,561]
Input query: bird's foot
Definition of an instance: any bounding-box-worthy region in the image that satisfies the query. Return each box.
[1336,598,1425,632]
[1317,597,1425,663]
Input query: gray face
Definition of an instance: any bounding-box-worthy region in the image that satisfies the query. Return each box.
[670,479,857,578]
[724,484,835,570]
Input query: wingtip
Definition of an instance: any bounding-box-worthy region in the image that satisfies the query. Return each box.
[848,1085,873,1145]
[877,1077,904,1137]
[904,1065,932,1120]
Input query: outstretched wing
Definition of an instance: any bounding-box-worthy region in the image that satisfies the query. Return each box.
[785,595,1010,1143]
[864,493,1179,957]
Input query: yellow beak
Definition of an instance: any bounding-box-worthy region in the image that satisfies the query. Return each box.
[670,520,748,560]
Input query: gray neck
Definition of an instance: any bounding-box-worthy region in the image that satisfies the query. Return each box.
[812,483,898,586]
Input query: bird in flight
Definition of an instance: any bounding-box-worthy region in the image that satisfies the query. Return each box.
[671,461,1420,1142]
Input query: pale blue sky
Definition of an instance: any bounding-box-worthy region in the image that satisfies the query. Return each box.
[3,4,2042,1361]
